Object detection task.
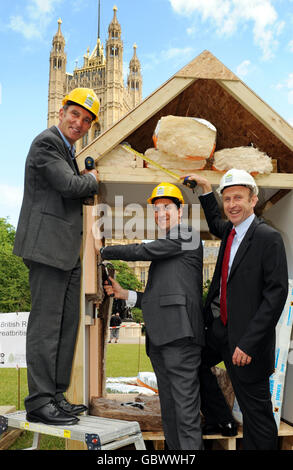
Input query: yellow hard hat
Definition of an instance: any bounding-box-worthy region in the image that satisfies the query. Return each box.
[62,88,100,122]
[147,182,184,205]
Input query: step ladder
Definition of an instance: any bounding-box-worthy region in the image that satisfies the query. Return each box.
[0,411,146,450]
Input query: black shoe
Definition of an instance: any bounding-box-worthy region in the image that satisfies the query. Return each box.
[26,401,79,425]
[57,398,88,416]
[203,421,238,437]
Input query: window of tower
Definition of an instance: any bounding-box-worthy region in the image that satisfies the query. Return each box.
[82,132,88,148]
[53,58,57,69]
[112,31,119,39]
[58,59,62,69]
[136,82,139,90]
[110,46,119,57]
[93,123,101,139]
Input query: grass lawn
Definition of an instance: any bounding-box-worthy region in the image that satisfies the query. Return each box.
[0,343,153,450]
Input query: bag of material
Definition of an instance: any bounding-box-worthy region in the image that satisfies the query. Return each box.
[152,115,216,161]
[144,148,207,173]
[212,146,273,175]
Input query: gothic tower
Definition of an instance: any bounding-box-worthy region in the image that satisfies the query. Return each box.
[47,4,143,152]
[47,19,66,127]
[104,6,124,129]
[127,44,142,108]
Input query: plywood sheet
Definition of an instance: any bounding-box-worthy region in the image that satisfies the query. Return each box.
[175,50,238,80]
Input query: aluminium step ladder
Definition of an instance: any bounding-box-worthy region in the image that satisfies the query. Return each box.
[0,410,146,450]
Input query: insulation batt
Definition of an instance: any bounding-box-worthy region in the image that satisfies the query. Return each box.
[98,144,143,168]
[145,148,206,172]
[213,146,273,174]
[153,115,216,160]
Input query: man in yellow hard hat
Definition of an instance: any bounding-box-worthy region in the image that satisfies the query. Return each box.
[14,88,100,426]
[99,182,205,450]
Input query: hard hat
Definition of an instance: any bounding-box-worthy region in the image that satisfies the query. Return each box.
[62,88,100,122]
[217,168,259,196]
[147,182,185,205]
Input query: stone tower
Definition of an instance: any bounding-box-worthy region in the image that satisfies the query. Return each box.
[47,19,67,127]
[47,4,142,152]
[127,44,142,108]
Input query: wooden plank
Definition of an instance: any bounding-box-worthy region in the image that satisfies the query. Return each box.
[66,219,87,451]
[0,429,23,450]
[89,318,103,399]
[76,76,196,168]
[217,79,293,152]
[0,406,16,415]
[96,167,293,189]
[83,204,98,295]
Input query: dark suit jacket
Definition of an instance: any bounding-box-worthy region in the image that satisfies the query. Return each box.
[13,126,99,271]
[101,225,204,348]
[199,192,288,382]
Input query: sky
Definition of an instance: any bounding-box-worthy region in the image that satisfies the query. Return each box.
[0,0,293,228]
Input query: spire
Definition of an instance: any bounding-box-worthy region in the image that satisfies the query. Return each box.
[108,5,121,38]
[128,43,142,107]
[97,0,101,40]
[57,18,62,34]
[53,18,64,40]
[112,5,118,23]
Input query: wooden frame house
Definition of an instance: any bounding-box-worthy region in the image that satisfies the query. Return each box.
[66,50,293,447]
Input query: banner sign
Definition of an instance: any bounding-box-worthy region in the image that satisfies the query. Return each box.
[0,312,29,368]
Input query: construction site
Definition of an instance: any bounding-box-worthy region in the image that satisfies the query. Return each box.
[1,4,293,454]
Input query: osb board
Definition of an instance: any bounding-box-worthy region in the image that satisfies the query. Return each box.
[175,50,238,81]
[125,79,293,174]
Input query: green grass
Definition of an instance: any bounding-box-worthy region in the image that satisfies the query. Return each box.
[106,343,153,377]
[0,343,153,450]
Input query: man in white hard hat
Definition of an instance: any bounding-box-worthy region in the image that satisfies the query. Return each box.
[184,169,288,450]
[13,88,100,425]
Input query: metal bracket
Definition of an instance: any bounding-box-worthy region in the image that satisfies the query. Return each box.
[85,433,101,450]
[0,416,8,436]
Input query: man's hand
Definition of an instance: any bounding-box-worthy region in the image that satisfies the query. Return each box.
[104,276,129,300]
[181,174,212,194]
[232,347,252,367]
[82,168,99,181]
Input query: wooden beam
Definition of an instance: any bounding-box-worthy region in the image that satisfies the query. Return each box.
[257,189,292,215]
[217,79,293,152]
[76,76,197,169]
[96,167,293,189]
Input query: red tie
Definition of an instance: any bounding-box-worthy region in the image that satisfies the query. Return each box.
[220,228,236,325]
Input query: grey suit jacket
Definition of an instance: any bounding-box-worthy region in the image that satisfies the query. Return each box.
[14,126,99,271]
[101,225,204,348]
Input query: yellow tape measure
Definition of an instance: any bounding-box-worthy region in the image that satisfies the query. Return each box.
[121,143,197,189]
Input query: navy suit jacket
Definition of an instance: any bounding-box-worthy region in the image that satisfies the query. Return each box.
[199,192,288,382]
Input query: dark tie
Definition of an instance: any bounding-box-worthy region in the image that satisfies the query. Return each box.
[220,228,236,325]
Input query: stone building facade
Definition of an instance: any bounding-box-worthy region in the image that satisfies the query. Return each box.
[47,5,142,153]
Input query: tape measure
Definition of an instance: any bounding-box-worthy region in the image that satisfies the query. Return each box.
[121,143,197,190]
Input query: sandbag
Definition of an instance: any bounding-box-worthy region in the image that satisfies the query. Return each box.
[212,146,273,175]
[153,115,216,161]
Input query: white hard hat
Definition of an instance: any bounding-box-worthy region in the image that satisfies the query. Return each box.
[217,168,259,196]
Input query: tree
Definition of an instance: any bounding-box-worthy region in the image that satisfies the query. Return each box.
[110,260,143,292]
[110,260,143,324]
[0,218,31,312]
